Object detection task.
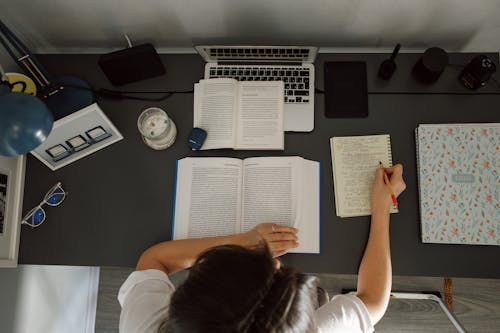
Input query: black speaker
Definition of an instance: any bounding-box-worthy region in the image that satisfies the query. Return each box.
[98,43,166,86]
[412,47,449,84]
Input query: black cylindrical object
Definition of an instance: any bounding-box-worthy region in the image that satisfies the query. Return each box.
[412,47,449,84]
[378,43,401,80]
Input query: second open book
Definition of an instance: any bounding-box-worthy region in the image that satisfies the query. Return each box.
[194,78,284,150]
[172,156,320,254]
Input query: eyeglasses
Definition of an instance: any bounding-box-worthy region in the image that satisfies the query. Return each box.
[22,182,67,227]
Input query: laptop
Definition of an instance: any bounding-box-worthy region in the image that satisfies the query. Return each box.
[195,45,318,132]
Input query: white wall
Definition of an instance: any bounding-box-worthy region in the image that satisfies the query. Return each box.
[0,48,18,71]
[0,0,499,56]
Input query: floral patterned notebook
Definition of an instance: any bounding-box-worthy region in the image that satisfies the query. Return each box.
[416,124,499,245]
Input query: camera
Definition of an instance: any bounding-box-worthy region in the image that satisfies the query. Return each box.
[459,55,496,90]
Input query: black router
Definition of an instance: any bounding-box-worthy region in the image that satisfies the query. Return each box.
[98,37,166,86]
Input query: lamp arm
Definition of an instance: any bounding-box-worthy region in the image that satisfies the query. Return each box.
[0,20,54,90]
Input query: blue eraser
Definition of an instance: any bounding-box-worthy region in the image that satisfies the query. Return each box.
[187,127,207,150]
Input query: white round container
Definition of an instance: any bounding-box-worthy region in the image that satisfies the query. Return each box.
[137,107,177,150]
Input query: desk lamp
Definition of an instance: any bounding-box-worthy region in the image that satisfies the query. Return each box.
[0,19,95,120]
[0,64,53,156]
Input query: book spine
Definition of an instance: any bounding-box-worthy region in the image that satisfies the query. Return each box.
[170,160,179,239]
[415,127,425,242]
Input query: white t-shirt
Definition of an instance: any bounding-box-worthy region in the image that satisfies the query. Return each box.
[118,269,374,333]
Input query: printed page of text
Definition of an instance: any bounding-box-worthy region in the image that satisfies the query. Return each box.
[173,158,242,239]
[294,159,320,253]
[235,81,284,150]
[241,156,301,232]
[193,79,238,149]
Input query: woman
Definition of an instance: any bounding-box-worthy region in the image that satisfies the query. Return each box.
[119,165,406,333]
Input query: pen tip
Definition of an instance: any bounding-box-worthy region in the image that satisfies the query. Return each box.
[379,161,382,165]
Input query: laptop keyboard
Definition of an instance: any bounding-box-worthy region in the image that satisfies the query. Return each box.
[208,48,310,61]
[208,66,311,104]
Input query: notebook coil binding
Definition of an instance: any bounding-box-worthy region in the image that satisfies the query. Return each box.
[387,136,393,167]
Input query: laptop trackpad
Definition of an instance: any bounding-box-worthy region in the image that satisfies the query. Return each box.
[284,104,314,132]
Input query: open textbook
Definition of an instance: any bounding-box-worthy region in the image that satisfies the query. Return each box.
[172,156,320,253]
[193,78,284,150]
[330,134,398,217]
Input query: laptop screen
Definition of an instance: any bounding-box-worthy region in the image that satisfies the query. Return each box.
[196,46,318,63]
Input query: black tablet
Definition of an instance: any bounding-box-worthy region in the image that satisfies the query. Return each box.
[324,61,368,118]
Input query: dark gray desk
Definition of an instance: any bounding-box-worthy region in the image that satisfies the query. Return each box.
[19,53,500,278]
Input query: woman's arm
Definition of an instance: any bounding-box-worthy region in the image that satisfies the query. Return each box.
[356,164,406,325]
[136,223,298,275]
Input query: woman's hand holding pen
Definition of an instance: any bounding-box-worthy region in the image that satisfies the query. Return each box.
[371,164,406,216]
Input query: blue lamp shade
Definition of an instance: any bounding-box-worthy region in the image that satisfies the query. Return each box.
[0,87,54,156]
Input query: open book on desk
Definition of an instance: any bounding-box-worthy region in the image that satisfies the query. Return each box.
[194,79,284,150]
[172,156,320,254]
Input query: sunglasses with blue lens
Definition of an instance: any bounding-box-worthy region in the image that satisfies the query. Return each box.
[22,182,67,227]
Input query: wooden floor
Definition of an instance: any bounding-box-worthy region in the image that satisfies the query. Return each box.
[95,267,500,332]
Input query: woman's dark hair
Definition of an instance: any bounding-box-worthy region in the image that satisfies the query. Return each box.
[162,245,317,333]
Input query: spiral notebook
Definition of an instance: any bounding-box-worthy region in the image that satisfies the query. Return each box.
[416,123,499,245]
[330,134,397,218]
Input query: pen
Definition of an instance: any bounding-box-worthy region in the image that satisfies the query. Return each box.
[379,162,398,208]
